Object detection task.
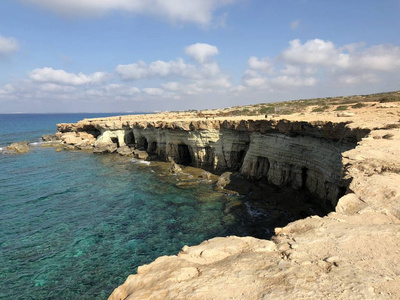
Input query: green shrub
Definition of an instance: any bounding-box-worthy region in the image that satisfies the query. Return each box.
[380,96,399,103]
[259,106,274,114]
[352,103,366,109]
[335,105,348,111]
[312,107,325,112]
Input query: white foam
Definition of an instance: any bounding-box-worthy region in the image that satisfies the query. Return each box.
[245,202,266,219]
[129,158,151,165]
[29,142,44,146]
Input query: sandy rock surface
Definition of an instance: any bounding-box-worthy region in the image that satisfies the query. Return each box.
[57,102,400,300]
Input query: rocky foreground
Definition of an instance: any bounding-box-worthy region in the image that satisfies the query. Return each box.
[54,99,400,299]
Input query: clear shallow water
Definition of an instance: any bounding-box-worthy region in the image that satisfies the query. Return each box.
[0,114,253,299]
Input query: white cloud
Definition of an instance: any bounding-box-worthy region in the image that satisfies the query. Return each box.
[116,58,197,80]
[248,56,274,73]
[143,87,164,96]
[352,45,400,72]
[0,35,19,56]
[3,38,400,113]
[29,67,109,85]
[280,64,301,75]
[242,70,268,88]
[185,43,219,64]
[39,83,77,92]
[161,81,182,91]
[271,76,317,88]
[281,39,350,67]
[20,0,236,25]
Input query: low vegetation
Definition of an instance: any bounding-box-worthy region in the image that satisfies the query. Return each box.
[182,90,400,117]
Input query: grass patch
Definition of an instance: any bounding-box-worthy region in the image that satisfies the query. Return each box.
[352,103,367,109]
[335,105,348,111]
[380,96,400,103]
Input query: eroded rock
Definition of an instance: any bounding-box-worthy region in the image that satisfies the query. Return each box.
[93,142,118,154]
[169,162,182,174]
[117,146,134,156]
[6,141,30,153]
[216,172,232,189]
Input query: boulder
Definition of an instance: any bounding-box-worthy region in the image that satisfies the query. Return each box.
[169,162,182,174]
[62,133,82,145]
[336,112,355,117]
[133,150,149,160]
[117,146,134,156]
[42,134,60,142]
[199,171,212,180]
[6,141,30,154]
[63,145,76,151]
[93,142,118,154]
[216,172,232,189]
[336,193,367,215]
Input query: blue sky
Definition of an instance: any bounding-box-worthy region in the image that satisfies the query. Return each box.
[0,0,399,113]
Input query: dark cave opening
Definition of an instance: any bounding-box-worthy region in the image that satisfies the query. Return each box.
[138,137,148,151]
[125,131,135,146]
[110,137,119,147]
[176,144,192,166]
[149,142,158,154]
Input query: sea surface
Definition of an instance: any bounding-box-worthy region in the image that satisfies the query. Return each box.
[0,113,269,299]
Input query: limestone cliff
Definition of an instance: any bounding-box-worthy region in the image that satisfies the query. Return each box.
[55,110,400,300]
[57,119,368,208]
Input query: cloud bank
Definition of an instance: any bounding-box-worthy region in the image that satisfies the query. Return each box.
[20,0,236,25]
[0,35,19,56]
[1,39,400,112]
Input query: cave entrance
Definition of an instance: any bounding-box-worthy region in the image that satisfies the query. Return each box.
[177,144,192,166]
[138,137,148,151]
[125,131,135,146]
[111,137,119,147]
[149,142,158,154]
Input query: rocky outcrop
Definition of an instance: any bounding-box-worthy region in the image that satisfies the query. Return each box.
[55,112,400,300]
[57,119,368,207]
[109,210,400,300]
[6,141,30,153]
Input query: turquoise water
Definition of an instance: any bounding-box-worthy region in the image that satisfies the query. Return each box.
[0,114,254,299]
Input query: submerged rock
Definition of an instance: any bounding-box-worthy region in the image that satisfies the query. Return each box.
[199,171,212,180]
[169,162,182,174]
[133,150,149,160]
[42,134,60,142]
[216,172,232,189]
[6,141,30,154]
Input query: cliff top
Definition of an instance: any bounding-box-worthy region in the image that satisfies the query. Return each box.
[62,90,400,131]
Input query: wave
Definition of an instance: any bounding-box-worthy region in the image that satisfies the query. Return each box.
[29,141,45,146]
[130,158,151,165]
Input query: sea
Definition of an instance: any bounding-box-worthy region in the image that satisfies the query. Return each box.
[0,113,275,299]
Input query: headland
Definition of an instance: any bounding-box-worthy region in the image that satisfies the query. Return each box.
[53,91,400,299]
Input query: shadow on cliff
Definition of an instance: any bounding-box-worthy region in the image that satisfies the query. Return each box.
[223,173,332,239]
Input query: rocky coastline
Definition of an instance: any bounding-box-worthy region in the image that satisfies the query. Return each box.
[51,104,400,299]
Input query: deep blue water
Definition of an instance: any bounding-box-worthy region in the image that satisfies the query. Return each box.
[0,114,252,299]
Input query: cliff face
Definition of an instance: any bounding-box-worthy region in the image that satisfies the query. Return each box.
[56,112,400,300]
[57,119,368,207]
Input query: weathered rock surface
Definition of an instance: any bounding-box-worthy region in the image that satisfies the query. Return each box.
[93,142,118,154]
[57,118,367,205]
[42,133,61,142]
[216,171,232,189]
[55,109,400,300]
[110,211,400,300]
[6,141,30,153]
[168,162,182,174]
[116,146,134,156]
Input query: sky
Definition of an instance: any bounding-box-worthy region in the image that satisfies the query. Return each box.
[0,0,400,113]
